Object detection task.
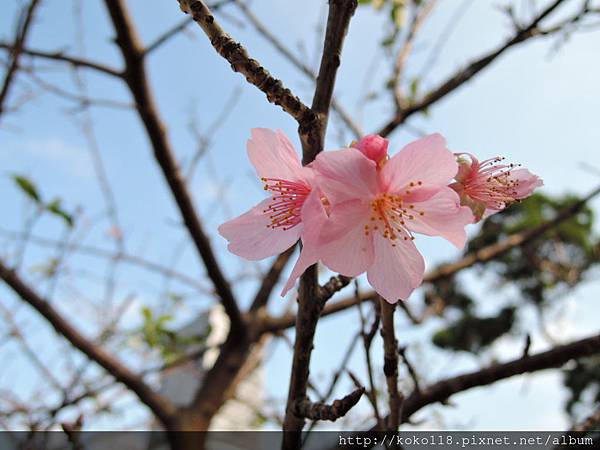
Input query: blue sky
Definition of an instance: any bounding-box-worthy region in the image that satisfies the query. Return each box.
[1,0,600,431]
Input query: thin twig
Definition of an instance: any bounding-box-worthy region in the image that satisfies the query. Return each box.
[0,0,41,121]
[378,0,573,136]
[0,261,177,429]
[379,298,402,431]
[178,0,315,126]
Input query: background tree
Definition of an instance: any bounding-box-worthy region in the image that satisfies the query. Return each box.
[1,0,600,449]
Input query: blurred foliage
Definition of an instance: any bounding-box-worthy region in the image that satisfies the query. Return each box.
[11,174,75,228]
[427,193,599,412]
[468,193,599,305]
[139,307,210,364]
[358,0,408,46]
[432,307,516,353]
[563,356,600,418]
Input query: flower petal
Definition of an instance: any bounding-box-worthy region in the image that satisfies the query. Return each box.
[510,168,544,199]
[314,148,379,205]
[381,133,458,192]
[218,198,301,260]
[281,190,327,296]
[405,187,473,248]
[319,200,375,277]
[247,128,306,182]
[367,233,425,303]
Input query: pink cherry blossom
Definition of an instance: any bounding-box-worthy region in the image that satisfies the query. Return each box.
[218,129,324,293]
[353,134,389,165]
[450,153,543,221]
[313,134,473,303]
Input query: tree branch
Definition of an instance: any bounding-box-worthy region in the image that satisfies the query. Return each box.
[378,0,571,137]
[0,43,123,78]
[0,261,177,429]
[399,332,600,422]
[292,387,365,422]
[233,0,362,138]
[0,0,41,121]
[103,0,244,333]
[379,298,402,431]
[282,3,357,447]
[177,0,316,126]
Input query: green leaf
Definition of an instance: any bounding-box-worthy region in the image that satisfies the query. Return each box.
[409,78,420,101]
[46,198,74,227]
[12,175,41,204]
[391,2,406,28]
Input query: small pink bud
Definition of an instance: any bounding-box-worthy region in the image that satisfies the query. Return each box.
[354,134,389,164]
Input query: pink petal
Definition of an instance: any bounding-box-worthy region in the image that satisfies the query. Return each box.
[510,168,543,199]
[314,148,379,205]
[405,187,474,248]
[281,190,327,296]
[280,244,316,297]
[218,198,301,260]
[367,233,425,303]
[247,128,307,182]
[381,134,458,193]
[319,200,375,277]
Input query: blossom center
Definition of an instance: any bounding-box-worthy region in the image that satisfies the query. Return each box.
[466,157,522,209]
[261,177,311,231]
[363,182,424,247]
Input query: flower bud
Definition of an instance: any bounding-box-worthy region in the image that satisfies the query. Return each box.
[354,134,389,165]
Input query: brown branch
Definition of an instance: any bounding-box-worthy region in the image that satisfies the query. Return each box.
[292,387,365,422]
[233,0,362,138]
[319,274,353,302]
[177,0,315,126]
[379,298,402,431]
[0,43,123,78]
[378,0,571,137]
[399,346,421,394]
[0,261,177,429]
[399,332,600,422]
[103,0,243,333]
[281,2,357,447]
[261,293,377,333]
[0,0,41,120]
[357,290,383,428]
[0,228,210,293]
[144,17,193,56]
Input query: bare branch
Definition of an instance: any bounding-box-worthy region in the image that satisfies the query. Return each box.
[144,17,193,56]
[233,0,362,138]
[0,0,41,121]
[378,0,574,137]
[379,298,402,431]
[0,261,177,429]
[292,387,365,422]
[177,0,315,126]
[103,0,243,332]
[282,2,358,446]
[0,43,123,78]
[399,332,600,423]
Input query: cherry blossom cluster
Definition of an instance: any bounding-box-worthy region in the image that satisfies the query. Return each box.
[219,129,542,303]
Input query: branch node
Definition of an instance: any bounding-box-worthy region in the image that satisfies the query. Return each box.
[292,387,365,422]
